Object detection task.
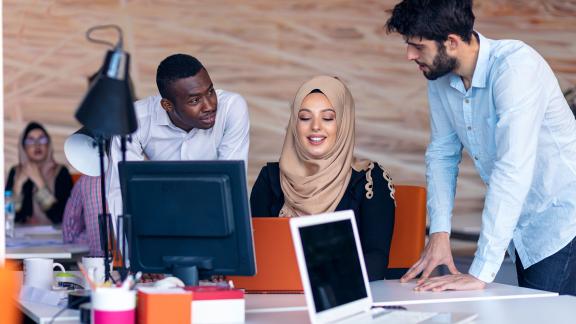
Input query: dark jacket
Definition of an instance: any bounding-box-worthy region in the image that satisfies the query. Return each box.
[6,166,73,224]
[250,162,395,281]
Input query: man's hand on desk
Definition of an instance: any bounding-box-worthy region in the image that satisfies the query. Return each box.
[414,274,486,291]
[400,232,459,283]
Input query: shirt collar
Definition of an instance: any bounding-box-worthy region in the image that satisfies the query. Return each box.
[449,32,491,92]
[471,32,490,89]
[153,97,205,136]
[154,98,172,126]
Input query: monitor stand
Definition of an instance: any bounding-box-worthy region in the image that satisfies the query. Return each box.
[163,256,213,286]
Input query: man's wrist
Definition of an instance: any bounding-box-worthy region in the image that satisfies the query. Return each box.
[430,231,450,239]
[467,273,488,285]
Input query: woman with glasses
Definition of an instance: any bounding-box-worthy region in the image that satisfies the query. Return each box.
[5,122,73,224]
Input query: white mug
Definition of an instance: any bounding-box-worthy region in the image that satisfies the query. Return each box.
[23,258,65,290]
[82,256,106,287]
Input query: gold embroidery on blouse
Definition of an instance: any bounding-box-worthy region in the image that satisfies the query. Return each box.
[378,163,396,206]
[364,162,375,199]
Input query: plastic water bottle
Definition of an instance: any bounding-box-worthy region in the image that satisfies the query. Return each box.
[5,190,15,238]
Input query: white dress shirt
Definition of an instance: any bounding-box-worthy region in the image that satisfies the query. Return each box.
[426,32,576,282]
[107,89,250,220]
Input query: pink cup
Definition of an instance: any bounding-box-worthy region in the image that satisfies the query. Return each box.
[91,287,135,324]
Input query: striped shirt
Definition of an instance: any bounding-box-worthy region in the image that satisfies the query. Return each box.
[62,175,104,256]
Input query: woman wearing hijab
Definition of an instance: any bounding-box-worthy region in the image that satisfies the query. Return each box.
[250,76,396,281]
[5,121,73,225]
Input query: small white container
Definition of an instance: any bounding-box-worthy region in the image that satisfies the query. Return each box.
[91,287,136,324]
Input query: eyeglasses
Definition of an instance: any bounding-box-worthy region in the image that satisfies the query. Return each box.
[24,136,49,146]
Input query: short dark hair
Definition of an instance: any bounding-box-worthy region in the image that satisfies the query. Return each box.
[386,0,475,43]
[156,54,205,101]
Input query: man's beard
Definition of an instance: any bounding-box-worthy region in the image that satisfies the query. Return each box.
[421,44,458,80]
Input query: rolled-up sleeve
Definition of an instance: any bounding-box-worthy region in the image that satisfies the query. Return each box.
[426,83,463,235]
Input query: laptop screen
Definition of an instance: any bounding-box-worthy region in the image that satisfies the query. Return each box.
[299,219,368,313]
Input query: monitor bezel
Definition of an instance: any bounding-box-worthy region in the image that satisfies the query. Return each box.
[119,160,256,282]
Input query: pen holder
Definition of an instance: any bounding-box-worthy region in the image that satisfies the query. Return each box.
[91,287,136,324]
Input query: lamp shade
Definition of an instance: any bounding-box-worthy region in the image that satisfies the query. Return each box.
[75,49,138,137]
[64,128,109,177]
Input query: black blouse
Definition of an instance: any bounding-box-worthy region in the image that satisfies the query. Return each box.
[5,166,73,224]
[250,162,395,281]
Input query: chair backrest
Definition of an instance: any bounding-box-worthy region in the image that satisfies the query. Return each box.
[0,261,22,324]
[71,172,82,185]
[388,185,426,269]
[228,218,303,292]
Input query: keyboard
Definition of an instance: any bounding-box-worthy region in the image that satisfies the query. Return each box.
[337,309,439,323]
[374,310,439,323]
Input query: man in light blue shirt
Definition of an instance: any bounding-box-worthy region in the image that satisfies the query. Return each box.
[386,0,576,294]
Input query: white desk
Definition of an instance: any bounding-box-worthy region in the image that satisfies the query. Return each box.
[18,281,570,324]
[7,244,90,260]
[370,280,557,305]
[20,300,80,324]
[407,295,576,324]
[245,295,576,324]
[20,294,576,324]
[6,226,89,260]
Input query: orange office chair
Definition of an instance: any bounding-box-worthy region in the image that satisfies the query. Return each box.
[0,261,22,324]
[71,172,82,185]
[387,185,427,279]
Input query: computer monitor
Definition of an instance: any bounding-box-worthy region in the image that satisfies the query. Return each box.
[118,160,256,285]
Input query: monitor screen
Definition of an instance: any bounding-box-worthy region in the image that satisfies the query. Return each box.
[299,219,367,312]
[119,160,255,285]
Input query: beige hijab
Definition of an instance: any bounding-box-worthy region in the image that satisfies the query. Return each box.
[279,76,370,217]
[16,123,61,224]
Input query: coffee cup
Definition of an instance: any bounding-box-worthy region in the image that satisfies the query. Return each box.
[55,272,84,290]
[23,258,65,290]
[82,256,107,287]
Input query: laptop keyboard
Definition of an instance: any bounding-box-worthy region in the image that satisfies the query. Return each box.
[372,309,439,323]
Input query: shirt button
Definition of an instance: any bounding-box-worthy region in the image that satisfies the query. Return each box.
[491,272,496,278]
[465,99,470,104]
[474,156,479,161]
[467,126,472,130]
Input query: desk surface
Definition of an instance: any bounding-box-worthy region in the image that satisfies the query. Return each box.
[245,295,576,324]
[6,226,89,260]
[20,300,80,324]
[370,280,557,305]
[407,295,576,324]
[7,244,89,260]
[19,280,570,324]
[21,293,576,324]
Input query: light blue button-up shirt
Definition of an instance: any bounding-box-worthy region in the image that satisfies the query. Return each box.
[426,32,576,283]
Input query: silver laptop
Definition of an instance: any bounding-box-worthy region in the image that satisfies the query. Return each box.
[289,210,478,324]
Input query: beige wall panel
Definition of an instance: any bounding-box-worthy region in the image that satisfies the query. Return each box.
[4,0,576,226]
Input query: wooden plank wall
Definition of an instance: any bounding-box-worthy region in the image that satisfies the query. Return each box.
[4,0,576,223]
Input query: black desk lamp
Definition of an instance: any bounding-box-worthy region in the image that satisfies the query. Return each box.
[75,25,137,281]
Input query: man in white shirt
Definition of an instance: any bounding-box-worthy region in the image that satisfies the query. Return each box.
[107,54,250,220]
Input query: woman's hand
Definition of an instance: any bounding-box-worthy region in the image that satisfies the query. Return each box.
[23,163,46,189]
[13,167,30,195]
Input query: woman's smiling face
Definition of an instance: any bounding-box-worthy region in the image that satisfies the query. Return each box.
[296,92,337,159]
